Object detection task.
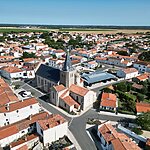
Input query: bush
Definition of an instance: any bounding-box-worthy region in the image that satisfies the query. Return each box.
[132,128,143,135]
[14,84,20,89]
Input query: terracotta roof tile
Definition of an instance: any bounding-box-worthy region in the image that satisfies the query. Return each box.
[0,97,38,113]
[123,68,138,74]
[136,102,150,113]
[69,84,89,97]
[3,66,22,73]
[54,84,66,92]
[101,93,117,108]
[16,145,28,150]
[0,111,50,140]
[37,114,67,130]
[61,95,80,107]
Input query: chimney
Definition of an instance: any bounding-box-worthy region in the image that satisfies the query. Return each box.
[46,123,49,128]
[24,136,27,141]
[29,115,32,120]
[5,103,10,111]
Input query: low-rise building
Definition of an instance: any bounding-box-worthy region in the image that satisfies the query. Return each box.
[100,92,117,111]
[97,122,141,150]
[0,97,41,127]
[0,111,49,148]
[117,68,139,79]
[36,114,68,146]
[1,66,23,80]
[50,84,96,113]
[136,102,150,114]
[133,61,150,73]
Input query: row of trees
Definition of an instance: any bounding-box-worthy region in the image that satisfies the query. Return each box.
[138,50,150,61]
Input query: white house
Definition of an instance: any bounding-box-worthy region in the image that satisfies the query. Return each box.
[116,68,139,79]
[50,84,96,113]
[36,114,68,147]
[84,61,98,69]
[53,50,65,58]
[100,93,117,111]
[133,61,150,73]
[0,111,49,148]
[0,97,42,127]
[97,122,141,150]
[1,66,23,79]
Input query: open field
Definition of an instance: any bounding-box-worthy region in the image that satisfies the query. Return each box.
[59,28,150,34]
[0,27,58,33]
[0,27,150,34]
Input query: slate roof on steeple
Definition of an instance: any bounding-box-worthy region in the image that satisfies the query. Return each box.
[62,50,73,71]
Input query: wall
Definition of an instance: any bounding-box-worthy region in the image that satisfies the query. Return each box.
[0,103,41,127]
[43,122,68,146]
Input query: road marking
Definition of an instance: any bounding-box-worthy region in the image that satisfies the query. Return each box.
[68,117,73,127]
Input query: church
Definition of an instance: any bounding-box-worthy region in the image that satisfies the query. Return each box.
[36,50,96,113]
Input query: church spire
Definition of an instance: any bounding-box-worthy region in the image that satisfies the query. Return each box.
[62,49,73,71]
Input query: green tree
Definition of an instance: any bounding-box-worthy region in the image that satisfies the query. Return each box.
[136,112,150,131]
[137,93,144,102]
[117,51,129,56]
[22,52,36,58]
[114,82,127,92]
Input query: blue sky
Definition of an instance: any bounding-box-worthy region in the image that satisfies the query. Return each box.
[0,0,150,26]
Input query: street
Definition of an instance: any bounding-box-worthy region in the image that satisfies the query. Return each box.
[12,80,135,150]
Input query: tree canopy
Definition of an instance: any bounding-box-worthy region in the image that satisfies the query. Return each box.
[136,112,150,131]
[138,51,150,61]
[22,52,36,59]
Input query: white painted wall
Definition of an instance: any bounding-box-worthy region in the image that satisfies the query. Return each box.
[1,70,23,79]
[0,103,41,127]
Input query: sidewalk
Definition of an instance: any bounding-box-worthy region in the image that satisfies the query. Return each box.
[67,129,82,150]
[98,111,136,119]
[47,103,89,118]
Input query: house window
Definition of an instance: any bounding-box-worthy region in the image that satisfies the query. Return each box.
[40,129,43,135]
[21,131,25,133]
[64,103,67,107]
[16,110,19,113]
[4,113,6,116]
[7,122,9,125]
[6,119,8,121]
[76,96,78,102]
[30,105,32,109]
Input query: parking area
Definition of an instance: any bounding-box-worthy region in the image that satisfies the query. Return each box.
[14,88,32,100]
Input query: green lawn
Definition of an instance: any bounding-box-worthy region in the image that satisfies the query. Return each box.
[0,28,50,33]
[59,28,115,32]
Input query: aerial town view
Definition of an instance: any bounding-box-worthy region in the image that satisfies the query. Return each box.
[0,0,150,150]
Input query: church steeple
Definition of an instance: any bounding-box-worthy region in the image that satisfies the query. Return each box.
[62,50,73,71]
[60,50,76,88]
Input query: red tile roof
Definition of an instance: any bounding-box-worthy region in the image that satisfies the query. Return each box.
[0,112,49,140]
[136,102,150,113]
[136,74,149,81]
[16,145,28,150]
[54,84,66,92]
[37,114,67,130]
[61,95,80,108]
[99,123,141,150]
[0,97,38,113]
[0,125,18,140]
[69,84,89,97]
[3,66,22,73]
[101,93,117,108]
[123,68,138,74]
[10,134,38,148]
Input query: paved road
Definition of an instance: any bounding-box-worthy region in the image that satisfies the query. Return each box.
[69,109,128,150]
[12,80,135,150]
